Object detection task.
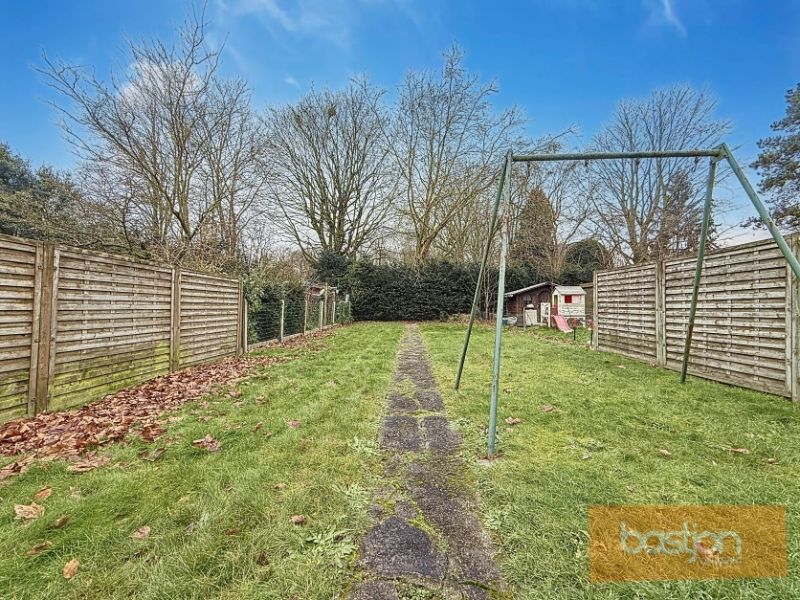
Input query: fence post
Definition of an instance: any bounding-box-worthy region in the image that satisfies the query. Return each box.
[303,293,308,333]
[170,269,181,371]
[26,243,44,417]
[332,291,336,325]
[655,259,666,367]
[236,279,243,355]
[591,270,599,351]
[789,235,799,402]
[33,245,58,415]
[279,298,285,342]
[243,299,249,353]
[319,296,324,330]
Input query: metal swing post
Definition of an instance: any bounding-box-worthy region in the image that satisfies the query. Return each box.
[487,151,513,457]
[680,154,720,383]
[455,152,510,390]
[681,144,800,383]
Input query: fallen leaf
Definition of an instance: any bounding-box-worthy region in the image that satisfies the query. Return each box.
[192,434,221,452]
[62,558,79,579]
[0,457,32,481]
[540,405,555,413]
[251,422,264,432]
[502,387,512,394]
[48,515,70,530]
[730,447,750,455]
[140,424,164,442]
[26,540,53,557]
[0,351,290,467]
[225,527,239,536]
[68,455,110,473]
[695,541,717,563]
[274,482,286,490]
[659,449,672,457]
[130,526,151,539]
[287,420,301,430]
[617,365,626,369]
[139,447,166,462]
[256,551,269,566]
[15,503,44,521]
[504,417,522,426]
[34,486,53,502]
[228,389,242,399]
[290,514,306,525]
[767,458,778,465]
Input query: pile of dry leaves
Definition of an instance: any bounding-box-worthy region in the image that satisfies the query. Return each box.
[0,354,280,481]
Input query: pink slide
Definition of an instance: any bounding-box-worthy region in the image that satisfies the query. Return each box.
[553,315,573,333]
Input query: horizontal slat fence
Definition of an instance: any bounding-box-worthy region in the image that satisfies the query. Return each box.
[0,234,245,423]
[179,271,242,367]
[0,237,40,422]
[593,236,799,399]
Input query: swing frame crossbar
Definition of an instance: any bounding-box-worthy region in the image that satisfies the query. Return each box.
[455,143,800,457]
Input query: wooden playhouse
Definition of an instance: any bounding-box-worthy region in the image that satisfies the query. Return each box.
[504,282,587,326]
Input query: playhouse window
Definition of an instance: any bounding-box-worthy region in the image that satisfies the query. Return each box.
[563,294,573,303]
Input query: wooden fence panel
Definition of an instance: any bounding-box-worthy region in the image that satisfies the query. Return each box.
[663,239,790,397]
[594,236,798,398]
[0,235,39,421]
[49,249,173,411]
[0,235,246,424]
[178,271,240,368]
[595,264,658,362]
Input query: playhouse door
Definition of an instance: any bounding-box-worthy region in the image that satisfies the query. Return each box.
[540,302,551,327]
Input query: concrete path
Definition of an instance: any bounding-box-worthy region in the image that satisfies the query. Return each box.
[349,325,505,600]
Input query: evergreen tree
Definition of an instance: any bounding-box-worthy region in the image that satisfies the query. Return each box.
[752,82,800,229]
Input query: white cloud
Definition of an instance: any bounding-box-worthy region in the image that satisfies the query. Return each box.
[217,0,424,50]
[222,0,358,48]
[643,0,687,36]
[284,75,300,87]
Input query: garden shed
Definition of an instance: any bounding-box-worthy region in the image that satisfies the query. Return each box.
[504,282,587,326]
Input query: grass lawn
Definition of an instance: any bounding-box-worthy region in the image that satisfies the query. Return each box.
[0,323,404,600]
[421,323,800,600]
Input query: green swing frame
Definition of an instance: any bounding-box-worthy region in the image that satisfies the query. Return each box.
[454,144,800,457]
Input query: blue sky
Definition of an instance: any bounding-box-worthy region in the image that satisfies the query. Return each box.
[1,0,798,237]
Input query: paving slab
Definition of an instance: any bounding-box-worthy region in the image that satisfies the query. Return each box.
[380,416,422,451]
[387,392,419,414]
[349,580,399,600]
[423,415,462,451]
[358,516,446,585]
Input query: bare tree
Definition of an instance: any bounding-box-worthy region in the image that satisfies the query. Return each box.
[589,85,730,264]
[39,11,267,269]
[389,47,523,264]
[263,80,393,260]
[509,154,593,279]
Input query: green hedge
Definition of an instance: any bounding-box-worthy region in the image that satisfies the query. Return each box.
[344,259,545,322]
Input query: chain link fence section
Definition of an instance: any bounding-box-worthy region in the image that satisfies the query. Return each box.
[247,283,349,349]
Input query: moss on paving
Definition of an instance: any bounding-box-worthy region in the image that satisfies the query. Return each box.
[0,323,404,600]
[421,323,800,600]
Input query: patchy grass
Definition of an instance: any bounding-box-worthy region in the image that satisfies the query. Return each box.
[0,323,403,599]
[421,323,800,600]
[521,324,592,346]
